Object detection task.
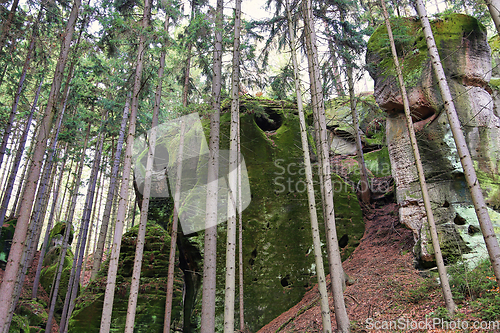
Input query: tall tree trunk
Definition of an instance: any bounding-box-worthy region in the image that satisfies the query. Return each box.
[163,118,185,333]
[0,0,20,53]
[200,0,222,331]
[346,67,370,204]
[125,12,166,330]
[224,0,241,331]
[302,0,350,331]
[287,2,332,331]
[0,77,41,227]
[91,99,129,279]
[44,211,71,333]
[81,156,105,285]
[65,124,91,224]
[99,0,151,328]
[27,84,72,268]
[0,9,41,171]
[60,126,105,333]
[415,0,500,288]
[0,3,84,320]
[32,143,68,299]
[485,0,500,36]
[382,0,456,315]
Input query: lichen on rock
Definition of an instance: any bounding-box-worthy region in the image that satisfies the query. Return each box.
[367,13,500,267]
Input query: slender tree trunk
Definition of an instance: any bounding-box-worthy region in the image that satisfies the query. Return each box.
[347,67,370,204]
[0,7,79,317]
[0,10,41,171]
[91,99,129,279]
[224,0,241,331]
[415,0,500,288]
[200,0,222,331]
[44,221,70,333]
[237,94,244,332]
[27,85,72,268]
[56,157,74,223]
[81,156,105,285]
[60,126,105,333]
[100,0,151,327]
[485,0,500,36]
[12,125,37,218]
[381,0,456,315]
[32,144,68,299]
[124,12,164,330]
[163,118,185,333]
[287,2,332,331]
[303,0,350,331]
[0,77,41,227]
[0,0,20,53]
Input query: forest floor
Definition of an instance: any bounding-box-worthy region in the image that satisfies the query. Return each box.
[257,202,497,333]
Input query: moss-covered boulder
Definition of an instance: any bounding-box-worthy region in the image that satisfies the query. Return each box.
[131,97,365,332]
[39,246,74,321]
[367,14,500,267]
[68,223,184,333]
[0,218,17,269]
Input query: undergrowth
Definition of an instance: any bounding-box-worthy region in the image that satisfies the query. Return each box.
[449,259,500,321]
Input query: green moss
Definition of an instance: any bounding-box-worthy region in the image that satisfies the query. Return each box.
[364,147,392,177]
[9,313,29,333]
[367,14,486,89]
[68,223,184,333]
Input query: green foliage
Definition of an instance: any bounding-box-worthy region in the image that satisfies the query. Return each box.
[449,259,500,320]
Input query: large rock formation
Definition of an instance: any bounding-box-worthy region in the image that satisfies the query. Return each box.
[70,98,368,332]
[367,14,500,268]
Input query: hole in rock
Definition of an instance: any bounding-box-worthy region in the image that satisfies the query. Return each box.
[443,201,450,207]
[339,234,349,248]
[254,109,283,131]
[454,214,467,225]
[281,275,290,287]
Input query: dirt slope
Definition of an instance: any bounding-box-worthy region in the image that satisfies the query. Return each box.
[257,202,492,333]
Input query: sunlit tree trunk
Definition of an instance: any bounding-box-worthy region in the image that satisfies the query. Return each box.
[485,0,500,36]
[0,77,41,227]
[303,0,350,331]
[91,99,129,279]
[0,10,40,172]
[200,0,222,331]
[224,0,241,331]
[124,11,165,329]
[381,0,456,315]
[60,125,105,333]
[287,2,332,331]
[346,67,370,204]
[100,0,152,328]
[32,143,68,299]
[415,0,500,288]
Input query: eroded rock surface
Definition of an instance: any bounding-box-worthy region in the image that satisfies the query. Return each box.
[367,14,500,267]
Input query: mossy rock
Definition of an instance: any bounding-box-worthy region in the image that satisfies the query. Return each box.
[9,313,29,333]
[126,97,364,332]
[39,246,74,322]
[47,222,73,250]
[68,223,184,333]
[0,218,17,268]
[17,299,48,328]
[188,100,363,332]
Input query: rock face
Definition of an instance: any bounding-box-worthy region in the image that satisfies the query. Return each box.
[367,14,500,267]
[68,98,368,332]
[68,224,185,332]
